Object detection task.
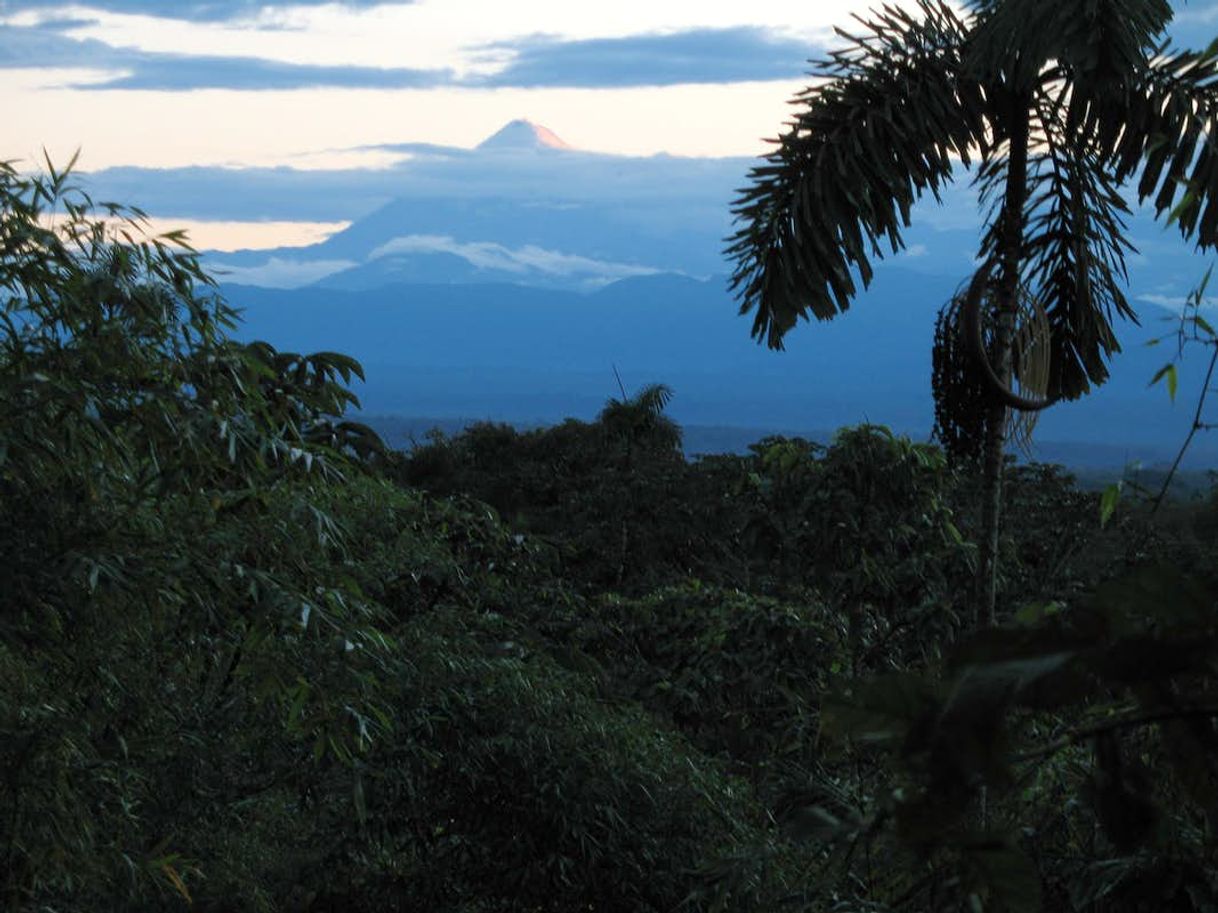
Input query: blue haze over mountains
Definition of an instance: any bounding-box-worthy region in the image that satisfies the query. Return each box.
[84,119,1218,467]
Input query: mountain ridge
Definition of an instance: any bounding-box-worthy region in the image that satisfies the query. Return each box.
[220,268,1218,468]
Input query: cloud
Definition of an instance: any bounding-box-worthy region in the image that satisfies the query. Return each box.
[133,217,351,251]
[208,233,667,291]
[1168,2,1218,26]
[476,27,816,88]
[79,148,750,220]
[1156,2,1218,50]
[0,21,450,89]
[79,54,447,91]
[0,21,101,67]
[1,18,816,91]
[210,256,359,288]
[2,2,410,24]
[1136,292,1218,312]
[370,234,662,282]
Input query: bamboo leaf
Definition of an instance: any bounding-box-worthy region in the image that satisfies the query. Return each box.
[1149,363,1179,402]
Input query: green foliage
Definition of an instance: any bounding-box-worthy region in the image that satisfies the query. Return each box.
[397,413,745,592]
[404,422,969,625]
[329,606,784,913]
[0,158,812,913]
[732,428,971,681]
[814,533,1218,912]
[743,427,966,603]
[0,158,396,908]
[9,150,1218,913]
[990,462,1125,606]
[536,584,840,783]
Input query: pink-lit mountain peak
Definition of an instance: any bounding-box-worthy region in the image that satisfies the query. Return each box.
[477,119,573,152]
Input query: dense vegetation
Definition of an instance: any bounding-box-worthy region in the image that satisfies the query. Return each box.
[726,0,1218,625]
[6,144,1218,913]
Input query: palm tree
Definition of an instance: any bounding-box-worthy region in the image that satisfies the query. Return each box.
[598,381,683,459]
[727,0,1218,624]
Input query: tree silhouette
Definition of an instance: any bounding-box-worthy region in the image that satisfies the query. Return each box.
[599,381,683,458]
[727,0,1218,623]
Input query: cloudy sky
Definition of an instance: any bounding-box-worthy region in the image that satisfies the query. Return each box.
[3,0,1218,251]
[4,0,1212,169]
[0,0,859,171]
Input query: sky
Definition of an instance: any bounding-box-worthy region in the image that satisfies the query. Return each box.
[6,0,1218,452]
[5,0,1211,169]
[3,0,1218,250]
[0,0,856,171]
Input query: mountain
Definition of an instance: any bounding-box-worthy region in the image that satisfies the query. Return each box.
[198,137,1218,318]
[208,196,722,291]
[477,119,573,151]
[81,112,1218,469]
[221,268,1218,468]
[80,120,751,226]
[193,117,739,290]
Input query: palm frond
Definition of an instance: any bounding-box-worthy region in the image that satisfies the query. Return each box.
[1094,44,1218,245]
[1012,85,1137,399]
[632,382,673,418]
[599,383,681,451]
[727,0,983,349]
[602,381,671,416]
[965,0,1171,93]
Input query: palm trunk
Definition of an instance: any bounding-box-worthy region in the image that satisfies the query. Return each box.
[975,99,1030,628]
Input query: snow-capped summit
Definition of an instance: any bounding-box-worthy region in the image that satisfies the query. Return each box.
[477,119,573,152]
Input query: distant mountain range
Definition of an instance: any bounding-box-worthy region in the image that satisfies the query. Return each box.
[205,120,733,291]
[223,266,1218,469]
[84,117,1218,469]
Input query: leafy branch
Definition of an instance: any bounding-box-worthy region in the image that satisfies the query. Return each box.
[1014,702,1218,763]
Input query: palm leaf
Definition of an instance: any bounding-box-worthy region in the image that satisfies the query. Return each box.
[1011,85,1137,400]
[599,383,681,451]
[727,0,984,349]
[965,0,1171,93]
[1096,43,1218,246]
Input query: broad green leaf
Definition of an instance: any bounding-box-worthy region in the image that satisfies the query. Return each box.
[1099,481,1122,528]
